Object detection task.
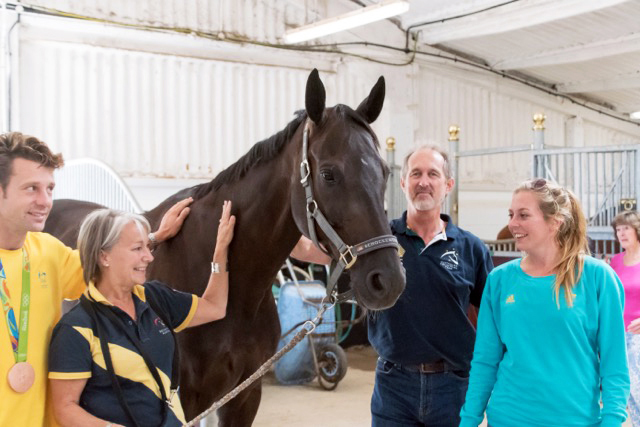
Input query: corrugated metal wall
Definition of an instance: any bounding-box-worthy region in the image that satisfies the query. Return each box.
[25,0,318,43]
[583,121,640,147]
[414,66,640,190]
[18,38,370,179]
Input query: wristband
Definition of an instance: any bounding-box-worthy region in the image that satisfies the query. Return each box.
[211,262,229,274]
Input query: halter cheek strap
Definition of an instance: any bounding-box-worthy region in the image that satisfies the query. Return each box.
[299,121,399,303]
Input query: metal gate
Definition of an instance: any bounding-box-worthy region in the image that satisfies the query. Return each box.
[384,114,640,257]
[533,145,640,239]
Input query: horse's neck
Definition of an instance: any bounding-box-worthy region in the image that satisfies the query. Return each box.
[146,135,304,317]
[227,158,301,256]
[201,149,302,314]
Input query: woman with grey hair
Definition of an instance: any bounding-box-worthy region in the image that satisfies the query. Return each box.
[47,201,235,427]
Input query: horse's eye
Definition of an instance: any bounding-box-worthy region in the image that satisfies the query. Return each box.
[320,169,335,183]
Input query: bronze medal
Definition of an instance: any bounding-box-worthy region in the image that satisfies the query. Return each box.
[7,361,35,393]
[1,250,34,393]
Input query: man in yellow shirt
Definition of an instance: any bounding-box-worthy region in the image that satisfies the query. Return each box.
[0,132,191,426]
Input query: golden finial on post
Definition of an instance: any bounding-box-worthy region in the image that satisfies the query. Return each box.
[386,137,396,151]
[533,113,546,130]
[448,125,460,141]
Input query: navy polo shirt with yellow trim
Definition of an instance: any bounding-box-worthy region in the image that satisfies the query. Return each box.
[368,212,493,371]
[48,280,198,427]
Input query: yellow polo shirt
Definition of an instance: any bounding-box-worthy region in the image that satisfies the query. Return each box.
[0,232,85,427]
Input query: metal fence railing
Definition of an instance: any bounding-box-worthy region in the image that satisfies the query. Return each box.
[533,145,640,240]
[53,158,143,213]
[383,114,639,258]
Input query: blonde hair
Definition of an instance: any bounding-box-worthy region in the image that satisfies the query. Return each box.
[515,178,589,307]
[77,209,150,285]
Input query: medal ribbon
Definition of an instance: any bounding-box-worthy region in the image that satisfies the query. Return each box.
[0,249,31,363]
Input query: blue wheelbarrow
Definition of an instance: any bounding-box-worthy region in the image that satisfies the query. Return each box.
[273,261,349,390]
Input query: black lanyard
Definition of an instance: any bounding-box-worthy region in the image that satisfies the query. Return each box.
[81,296,172,427]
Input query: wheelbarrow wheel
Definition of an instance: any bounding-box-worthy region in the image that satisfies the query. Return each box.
[317,343,347,390]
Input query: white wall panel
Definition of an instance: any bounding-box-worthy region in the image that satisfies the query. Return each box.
[21,40,298,177]
[25,0,317,44]
[583,121,640,147]
[18,38,370,179]
[412,65,640,191]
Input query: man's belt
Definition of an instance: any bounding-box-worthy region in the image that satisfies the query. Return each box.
[401,360,449,374]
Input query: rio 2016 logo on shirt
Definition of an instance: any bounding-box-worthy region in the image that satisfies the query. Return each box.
[439,249,459,270]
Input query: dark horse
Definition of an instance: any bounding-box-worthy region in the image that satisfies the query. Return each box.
[44,69,405,426]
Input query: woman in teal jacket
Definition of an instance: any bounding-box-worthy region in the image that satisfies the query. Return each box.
[460,179,629,427]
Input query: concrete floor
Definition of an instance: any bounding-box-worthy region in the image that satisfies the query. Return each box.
[252,345,632,427]
[254,345,484,427]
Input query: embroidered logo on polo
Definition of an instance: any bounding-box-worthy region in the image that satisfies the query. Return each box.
[398,244,406,258]
[439,249,459,270]
[153,317,170,335]
[38,271,48,288]
[505,294,515,304]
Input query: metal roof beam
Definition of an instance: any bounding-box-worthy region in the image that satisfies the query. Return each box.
[418,0,627,45]
[557,74,640,93]
[493,32,640,69]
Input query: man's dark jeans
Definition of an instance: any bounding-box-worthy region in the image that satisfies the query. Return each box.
[371,358,469,427]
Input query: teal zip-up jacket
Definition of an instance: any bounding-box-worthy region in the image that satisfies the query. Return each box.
[460,257,629,427]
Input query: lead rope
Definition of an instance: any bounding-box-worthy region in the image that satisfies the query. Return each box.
[182,300,334,427]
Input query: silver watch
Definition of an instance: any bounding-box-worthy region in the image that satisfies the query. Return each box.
[211,262,228,274]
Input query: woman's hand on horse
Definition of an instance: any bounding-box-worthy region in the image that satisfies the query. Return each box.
[154,197,193,242]
[216,200,236,249]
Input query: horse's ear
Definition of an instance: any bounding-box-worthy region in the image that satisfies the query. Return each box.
[305,69,326,124]
[356,76,385,124]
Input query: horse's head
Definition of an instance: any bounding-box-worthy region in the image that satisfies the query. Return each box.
[290,69,405,311]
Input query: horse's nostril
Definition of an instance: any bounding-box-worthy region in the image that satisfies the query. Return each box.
[368,271,385,294]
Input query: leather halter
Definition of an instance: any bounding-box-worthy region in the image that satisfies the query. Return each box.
[299,121,399,303]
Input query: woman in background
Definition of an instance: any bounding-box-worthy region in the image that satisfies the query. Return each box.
[611,210,640,426]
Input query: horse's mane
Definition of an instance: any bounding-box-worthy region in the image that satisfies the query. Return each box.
[193,110,307,199]
[192,104,378,200]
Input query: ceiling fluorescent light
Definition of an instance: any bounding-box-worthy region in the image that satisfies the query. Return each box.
[284,0,410,44]
[631,111,640,120]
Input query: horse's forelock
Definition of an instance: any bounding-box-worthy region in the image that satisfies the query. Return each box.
[333,104,380,149]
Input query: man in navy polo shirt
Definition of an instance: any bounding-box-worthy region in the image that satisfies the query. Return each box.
[369,145,493,426]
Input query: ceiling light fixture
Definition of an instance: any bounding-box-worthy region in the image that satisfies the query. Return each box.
[283,0,410,44]
[631,111,640,120]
